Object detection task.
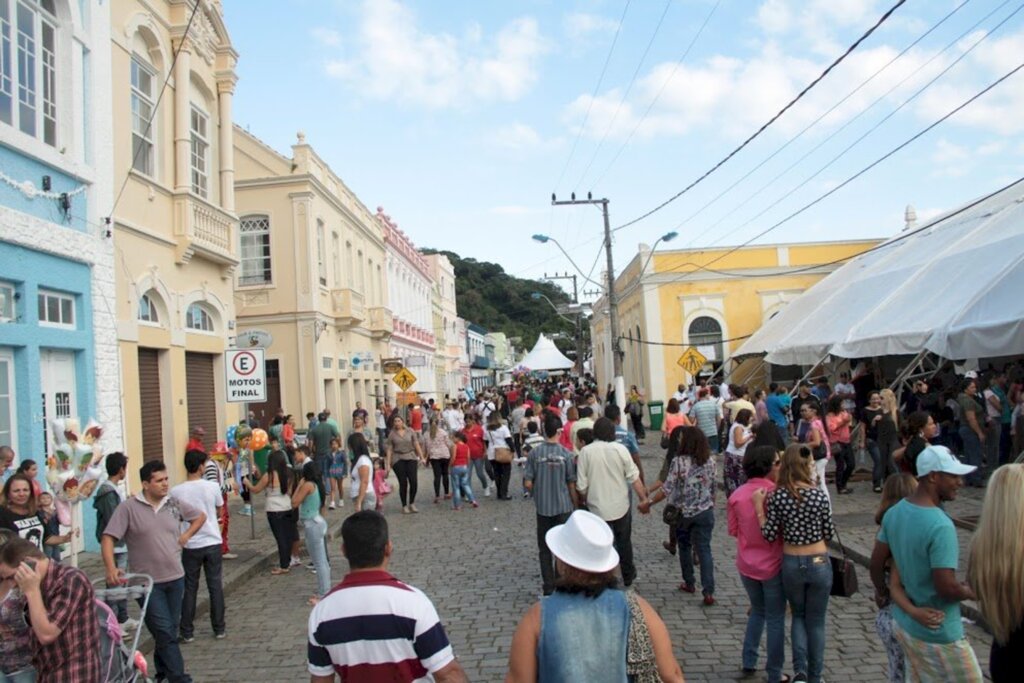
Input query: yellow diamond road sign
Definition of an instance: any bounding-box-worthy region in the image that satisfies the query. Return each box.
[677,346,708,375]
[392,367,417,392]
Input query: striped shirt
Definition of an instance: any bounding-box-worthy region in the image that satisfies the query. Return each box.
[308,570,455,681]
[524,442,576,517]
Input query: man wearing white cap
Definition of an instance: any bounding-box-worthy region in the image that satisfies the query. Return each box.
[505,510,683,682]
[869,446,983,682]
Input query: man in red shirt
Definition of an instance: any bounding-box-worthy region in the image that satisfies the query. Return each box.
[409,404,424,433]
[186,426,206,453]
[463,415,490,497]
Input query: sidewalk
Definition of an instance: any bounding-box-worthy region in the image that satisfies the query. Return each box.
[76,492,351,653]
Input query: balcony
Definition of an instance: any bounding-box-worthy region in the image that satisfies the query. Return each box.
[331,288,366,326]
[368,306,393,339]
[471,354,490,369]
[173,193,239,278]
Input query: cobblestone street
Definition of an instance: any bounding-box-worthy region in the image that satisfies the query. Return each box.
[177,444,993,682]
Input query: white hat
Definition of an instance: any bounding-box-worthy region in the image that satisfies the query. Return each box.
[916,445,976,478]
[545,510,619,573]
[964,370,979,379]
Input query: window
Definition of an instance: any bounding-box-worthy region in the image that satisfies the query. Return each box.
[37,289,73,327]
[239,215,272,285]
[322,356,332,369]
[185,302,213,332]
[688,316,723,363]
[130,56,155,175]
[0,349,14,454]
[316,220,325,286]
[1,0,57,145]
[346,242,354,287]
[331,232,340,287]
[137,292,159,323]
[0,281,14,321]
[190,105,209,198]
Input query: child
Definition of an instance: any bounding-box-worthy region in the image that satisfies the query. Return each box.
[328,437,347,510]
[449,432,478,511]
[372,457,391,511]
[38,491,62,562]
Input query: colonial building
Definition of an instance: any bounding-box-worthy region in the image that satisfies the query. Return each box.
[590,239,882,403]
[424,252,461,399]
[0,0,120,551]
[467,323,490,393]
[110,0,240,484]
[233,128,391,425]
[380,210,438,401]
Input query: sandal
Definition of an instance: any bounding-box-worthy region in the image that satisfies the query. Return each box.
[270,568,290,576]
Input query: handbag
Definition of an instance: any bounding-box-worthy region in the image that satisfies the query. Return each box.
[660,432,671,449]
[493,447,513,464]
[662,503,680,526]
[829,523,859,597]
[624,591,660,683]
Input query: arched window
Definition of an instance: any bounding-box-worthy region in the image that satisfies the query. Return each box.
[2,0,59,145]
[239,214,272,285]
[138,292,160,323]
[688,316,723,362]
[185,302,214,332]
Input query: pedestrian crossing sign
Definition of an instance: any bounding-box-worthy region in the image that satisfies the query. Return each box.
[677,347,707,375]
[393,367,417,391]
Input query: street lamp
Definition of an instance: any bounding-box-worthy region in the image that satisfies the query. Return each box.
[530,234,605,289]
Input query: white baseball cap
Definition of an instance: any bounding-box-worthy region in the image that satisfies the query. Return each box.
[964,370,979,379]
[916,445,976,478]
[545,510,620,573]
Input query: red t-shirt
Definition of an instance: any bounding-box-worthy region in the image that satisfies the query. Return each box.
[409,408,424,431]
[506,389,519,405]
[464,424,485,459]
[186,437,206,453]
[452,442,471,468]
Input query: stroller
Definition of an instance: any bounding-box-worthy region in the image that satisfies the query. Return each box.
[92,573,154,683]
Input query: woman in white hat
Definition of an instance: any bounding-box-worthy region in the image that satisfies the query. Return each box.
[505,510,684,683]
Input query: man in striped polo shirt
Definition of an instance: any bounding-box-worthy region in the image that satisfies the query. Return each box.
[307,511,467,682]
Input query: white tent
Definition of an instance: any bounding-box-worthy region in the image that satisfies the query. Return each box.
[735,180,1024,365]
[519,334,574,371]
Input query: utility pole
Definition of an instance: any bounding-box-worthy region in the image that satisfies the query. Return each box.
[541,271,584,374]
[552,193,624,415]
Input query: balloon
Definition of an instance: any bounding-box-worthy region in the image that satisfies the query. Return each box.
[226,425,238,449]
[250,428,268,451]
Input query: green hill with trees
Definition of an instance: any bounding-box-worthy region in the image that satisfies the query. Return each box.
[421,249,579,354]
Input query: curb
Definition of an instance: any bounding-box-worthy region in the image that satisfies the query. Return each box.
[827,538,989,633]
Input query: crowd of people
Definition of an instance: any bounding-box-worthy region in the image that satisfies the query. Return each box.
[1,360,1023,681]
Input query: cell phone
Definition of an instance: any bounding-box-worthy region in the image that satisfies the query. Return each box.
[23,559,36,571]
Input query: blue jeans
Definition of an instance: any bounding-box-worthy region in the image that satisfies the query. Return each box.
[303,515,331,597]
[314,455,332,494]
[676,508,714,595]
[707,435,720,453]
[740,572,786,683]
[775,424,790,446]
[0,667,36,683]
[959,427,983,485]
[781,553,832,683]
[450,466,475,507]
[469,458,489,490]
[141,577,191,683]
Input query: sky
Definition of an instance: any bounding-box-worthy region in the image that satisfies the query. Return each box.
[225,0,1024,300]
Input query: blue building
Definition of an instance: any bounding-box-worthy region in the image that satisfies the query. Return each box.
[0,0,120,552]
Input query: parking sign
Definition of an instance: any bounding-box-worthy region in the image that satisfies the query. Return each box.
[225,349,266,402]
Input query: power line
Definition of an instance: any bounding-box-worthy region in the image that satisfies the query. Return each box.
[109,0,202,218]
[677,0,979,247]
[698,1,1022,250]
[552,1,633,194]
[572,0,674,192]
[589,0,722,190]
[620,333,752,348]
[612,0,909,232]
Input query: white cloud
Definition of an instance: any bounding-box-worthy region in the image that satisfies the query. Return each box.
[564,12,619,43]
[323,0,548,108]
[756,0,881,54]
[492,123,543,150]
[310,27,341,47]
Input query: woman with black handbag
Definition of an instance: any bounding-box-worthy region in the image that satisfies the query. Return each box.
[646,426,687,555]
[753,444,836,683]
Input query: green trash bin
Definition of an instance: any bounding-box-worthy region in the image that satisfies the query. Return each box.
[648,400,665,432]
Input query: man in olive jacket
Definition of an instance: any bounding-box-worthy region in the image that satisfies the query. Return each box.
[93,452,130,624]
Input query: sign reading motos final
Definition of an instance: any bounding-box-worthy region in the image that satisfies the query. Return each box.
[225,349,267,402]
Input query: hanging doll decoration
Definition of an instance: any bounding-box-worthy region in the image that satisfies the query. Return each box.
[45,417,106,567]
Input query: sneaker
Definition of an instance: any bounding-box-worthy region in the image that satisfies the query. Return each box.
[222,552,238,560]
[215,632,227,640]
[328,502,336,510]
[179,635,195,644]
[306,562,316,571]
[238,505,253,517]
[402,506,411,514]
[484,485,491,497]
[289,556,302,568]
[339,499,344,507]
[409,504,419,513]
[678,583,696,594]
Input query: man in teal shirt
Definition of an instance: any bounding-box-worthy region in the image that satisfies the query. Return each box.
[870,446,983,682]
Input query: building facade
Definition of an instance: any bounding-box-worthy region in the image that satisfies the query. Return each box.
[590,240,882,404]
[380,210,438,401]
[467,323,490,393]
[233,128,391,425]
[424,253,461,399]
[0,0,120,550]
[110,0,240,484]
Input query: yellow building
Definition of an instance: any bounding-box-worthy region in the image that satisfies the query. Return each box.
[591,239,881,403]
[111,0,240,485]
[233,128,392,426]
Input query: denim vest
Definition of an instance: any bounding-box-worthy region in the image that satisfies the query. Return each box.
[537,589,629,683]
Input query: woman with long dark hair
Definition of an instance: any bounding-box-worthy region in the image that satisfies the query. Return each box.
[385,416,426,514]
[424,417,454,503]
[725,409,754,496]
[248,450,297,574]
[647,425,686,555]
[0,474,70,552]
[485,412,514,500]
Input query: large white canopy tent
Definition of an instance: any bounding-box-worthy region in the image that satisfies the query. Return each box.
[519,334,574,371]
[734,180,1024,366]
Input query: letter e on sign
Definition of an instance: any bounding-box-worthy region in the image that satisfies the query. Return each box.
[225,349,267,403]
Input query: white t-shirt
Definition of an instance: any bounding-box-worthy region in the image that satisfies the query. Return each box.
[171,479,223,549]
[349,455,375,500]
[984,389,1002,421]
[484,425,512,461]
[443,408,464,433]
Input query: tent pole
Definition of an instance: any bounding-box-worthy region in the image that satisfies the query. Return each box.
[789,352,833,396]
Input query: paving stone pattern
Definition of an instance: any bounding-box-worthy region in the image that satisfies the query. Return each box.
[75,442,993,682]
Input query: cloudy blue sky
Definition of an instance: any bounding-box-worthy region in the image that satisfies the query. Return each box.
[225,0,1024,297]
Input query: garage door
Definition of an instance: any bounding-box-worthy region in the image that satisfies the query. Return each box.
[185,352,217,451]
[137,348,164,462]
